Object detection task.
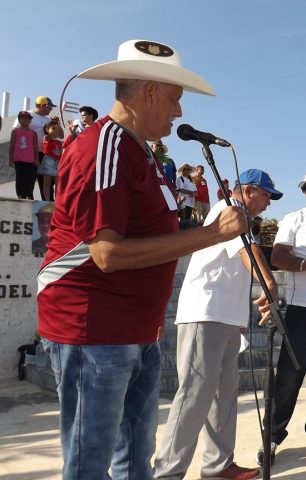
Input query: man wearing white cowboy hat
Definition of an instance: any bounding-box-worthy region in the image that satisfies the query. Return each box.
[255,173,306,467]
[176,163,198,224]
[37,39,249,480]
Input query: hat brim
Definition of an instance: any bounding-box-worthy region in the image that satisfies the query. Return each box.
[298,181,306,188]
[178,165,196,175]
[239,179,283,200]
[263,187,283,201]
[77,60,215,96]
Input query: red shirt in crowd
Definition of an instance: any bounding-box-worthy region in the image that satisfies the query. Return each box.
[193,175,210,203]
[43,138,62,161]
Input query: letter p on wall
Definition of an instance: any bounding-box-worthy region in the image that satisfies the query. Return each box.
[9,243,20,256]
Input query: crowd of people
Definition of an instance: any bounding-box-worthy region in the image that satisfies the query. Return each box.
[3,38,306,480]
[9,99,99,202]
[9,96,61,200]
[149,142,234,229]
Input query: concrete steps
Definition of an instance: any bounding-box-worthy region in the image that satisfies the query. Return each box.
[24,337,283,397]
[159,345,282,397]
[25,364,56,392]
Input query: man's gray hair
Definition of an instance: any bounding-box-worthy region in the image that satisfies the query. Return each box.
[115,79,150,101]
[233,182,247,193]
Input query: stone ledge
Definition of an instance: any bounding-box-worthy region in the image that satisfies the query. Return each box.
[24,365,56,392]
[24,362,272,398]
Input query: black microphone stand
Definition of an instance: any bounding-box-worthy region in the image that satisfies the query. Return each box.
[201,143,300,480]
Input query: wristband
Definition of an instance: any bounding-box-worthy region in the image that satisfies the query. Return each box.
[299,258,306,272]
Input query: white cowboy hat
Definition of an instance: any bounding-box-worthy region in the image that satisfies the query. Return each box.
[77,39,215,96]
[177,163,196,175]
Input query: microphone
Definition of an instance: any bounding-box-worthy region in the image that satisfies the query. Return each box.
[177,124,231,147]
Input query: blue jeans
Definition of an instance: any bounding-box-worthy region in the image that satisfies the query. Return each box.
[42,339,161,480]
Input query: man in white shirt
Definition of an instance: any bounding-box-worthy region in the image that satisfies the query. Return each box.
[176,163,197,227]
[154,169,283,480]
[256,174,306,467]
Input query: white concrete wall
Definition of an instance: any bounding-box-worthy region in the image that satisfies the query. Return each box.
[0,198,43,379]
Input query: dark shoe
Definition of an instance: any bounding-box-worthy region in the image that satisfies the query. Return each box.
[255,442,277,466]
[205,462,259,480]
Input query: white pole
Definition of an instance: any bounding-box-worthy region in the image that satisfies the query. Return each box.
[23,97,31,111]
[1,92,10,117]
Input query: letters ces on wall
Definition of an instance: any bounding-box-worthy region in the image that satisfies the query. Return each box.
[0,201,54,299]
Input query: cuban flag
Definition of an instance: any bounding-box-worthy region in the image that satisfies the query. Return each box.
[62,101,79,114]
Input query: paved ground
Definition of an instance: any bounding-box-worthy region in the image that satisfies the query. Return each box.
[0,378,305,479]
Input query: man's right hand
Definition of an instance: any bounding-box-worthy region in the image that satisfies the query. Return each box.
[67,120,77,134]
[212,206,248,242]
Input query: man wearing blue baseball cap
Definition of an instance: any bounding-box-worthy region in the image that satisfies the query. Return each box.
[155,169,282,480]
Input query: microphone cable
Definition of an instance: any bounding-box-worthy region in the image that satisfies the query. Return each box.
[58,74,78,128]
[226,144,265,441]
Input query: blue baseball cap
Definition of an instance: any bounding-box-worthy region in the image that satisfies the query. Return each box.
[238,169,283,200]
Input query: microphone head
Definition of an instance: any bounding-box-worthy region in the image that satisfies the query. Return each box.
[177,123,231,147]
[177,124,195,141]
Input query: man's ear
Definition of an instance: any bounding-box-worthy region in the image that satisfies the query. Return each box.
[243,184,252,198]
[144,81,159,106]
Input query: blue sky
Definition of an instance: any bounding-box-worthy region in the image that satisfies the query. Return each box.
[2,0,306,220]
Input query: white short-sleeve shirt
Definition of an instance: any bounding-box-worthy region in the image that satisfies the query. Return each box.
[175,199,254,327]
[176,176,197,207]
[274,208,306,307]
